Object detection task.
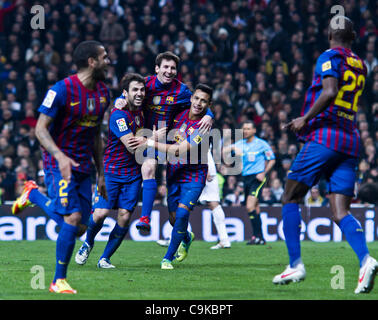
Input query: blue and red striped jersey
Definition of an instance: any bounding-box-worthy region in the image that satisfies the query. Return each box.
[166,109,209,184]
[298,47,367,157]
[143,75,192,130]
[38,74,110,174]
[103,106,144,181]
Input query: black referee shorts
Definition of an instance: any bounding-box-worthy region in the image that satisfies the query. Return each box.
[243,174,266,198]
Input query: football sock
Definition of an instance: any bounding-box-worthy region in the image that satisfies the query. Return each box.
[164,206,190,261]
[212,205,229,243]
[85,214,105,247]
[141,179,157,219]
[255,213,263,239]
[100,223,129,260]
[54,222,78,282]
[248,210,258,237]
[282,203,302,267]
[339,214,369,267]
[29,189,64,226]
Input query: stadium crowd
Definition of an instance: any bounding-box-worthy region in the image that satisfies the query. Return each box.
[0,0,377,206]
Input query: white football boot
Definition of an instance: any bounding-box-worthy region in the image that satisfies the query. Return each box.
[354,256,378,294]
[273,263,306,285]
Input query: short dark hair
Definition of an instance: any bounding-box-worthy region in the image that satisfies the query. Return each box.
[328,16,356,44]
[73,40,103,70]
[155,51,180,68]
[242,120,255,128]
[194,83,213,102]
[120,73,145,92]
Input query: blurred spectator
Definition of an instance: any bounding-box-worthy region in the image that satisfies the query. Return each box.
[99,12,125,46]
[270,178,284,202]
[305,186,329,207]
[224,181,245,207]
[258,187,278,205]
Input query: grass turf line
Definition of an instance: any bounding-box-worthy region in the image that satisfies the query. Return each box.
[1,240,378,300]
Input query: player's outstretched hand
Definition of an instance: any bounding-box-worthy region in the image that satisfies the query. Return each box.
[284,116,307,133]
[56,153,80,184]
[114,90,128,109]
[152,125,168,141]
[198,115,213,134]
[97,174,108,201]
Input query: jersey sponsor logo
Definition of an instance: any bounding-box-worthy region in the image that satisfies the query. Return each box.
[322,61,332,72]
[116,118,128,132]
[70,101,80,106]
[42,89,57,108]
[153,96,161,105]
[87,98,95,112]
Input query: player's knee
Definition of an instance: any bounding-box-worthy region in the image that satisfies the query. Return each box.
[65,211,82,226]
[142,160,156,179]
[93,209,109,222]
[117,210,131,227]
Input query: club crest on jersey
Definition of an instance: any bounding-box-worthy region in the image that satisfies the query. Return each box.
[153,96,161,105]
[100,96,107,108]
[166,96,174,104]
[87,98,95,112]
[60,197,68,207]
[116,118,128,132]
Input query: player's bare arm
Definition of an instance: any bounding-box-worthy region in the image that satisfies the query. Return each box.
[93,126,107,200]
[146,138,191,157]
[285,76,338,133]
[256,159,276,182]
[36,113,79,183]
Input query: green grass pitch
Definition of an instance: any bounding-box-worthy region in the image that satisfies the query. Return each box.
[1,240,378,300]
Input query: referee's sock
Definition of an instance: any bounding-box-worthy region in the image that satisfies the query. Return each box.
[141,179,157,219]
[282,203,302,267]
[339,214,369,267]
[248,210,258,237]
[29,189,64,226]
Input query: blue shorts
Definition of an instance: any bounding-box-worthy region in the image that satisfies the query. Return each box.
[93,174,142,212]
[288,141,357,197]
[167,182,205,213]
[44,168,92,224]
